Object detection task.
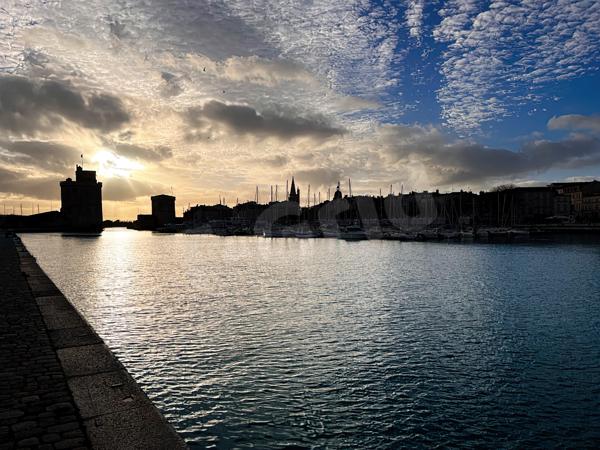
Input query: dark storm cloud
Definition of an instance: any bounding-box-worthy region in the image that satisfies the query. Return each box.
[0,140,80,173]
[111,142,173,162]
[0,75,130,135]
[0,166,60,200]
[184,101,345,140]
[384,125,600,184]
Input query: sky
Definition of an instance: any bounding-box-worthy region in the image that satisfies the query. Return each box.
[1,0,600,220]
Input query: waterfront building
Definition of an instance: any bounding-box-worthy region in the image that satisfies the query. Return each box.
[551,180,600,216]
[135,214,155,230]
[187,204,232,228]
[582,193,600,220]
[60,165,103,231]
[151,194,176,227]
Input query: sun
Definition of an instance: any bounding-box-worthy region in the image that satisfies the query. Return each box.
[93,150,143,178]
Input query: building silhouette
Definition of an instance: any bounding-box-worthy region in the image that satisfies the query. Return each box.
[60,166,103,231]
[151,194,176,227]
[288,177,300,203]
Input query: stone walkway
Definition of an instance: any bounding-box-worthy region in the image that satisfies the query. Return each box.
[0,235,188,450]
[0,235,88,449]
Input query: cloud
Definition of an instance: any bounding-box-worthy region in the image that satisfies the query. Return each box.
[102,176,165,201]
[0,166,60,200]
[382,124,600,184]
[293,168,343,190]
[222,1,403,97]
[0,163,163,202]
[160,71,183,97]
[222,56,317,87]
[260,155,289,168]
[548,115,600,133]
[405,1,425,41]
[0,140,80,173]
[109,142,173,162]
[107,17,128,39]
[433,0,600,132]
[0,75,130,136]
[183,101,345,140]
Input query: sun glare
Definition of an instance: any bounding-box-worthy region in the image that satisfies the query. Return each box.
[93,150,143,178]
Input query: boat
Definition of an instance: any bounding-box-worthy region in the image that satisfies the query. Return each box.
[485,228,529,242]
[295,225,319,238]
[263,225,295,238]
[338,224,368,241]
[439,230,461,240]
[381,230,414,241]
[322,228,340,238]
[508,229,530,240]
[459,229,475,240]
[416,229,440,241]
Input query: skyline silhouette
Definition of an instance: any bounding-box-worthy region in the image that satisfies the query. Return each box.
[0,2,599,219]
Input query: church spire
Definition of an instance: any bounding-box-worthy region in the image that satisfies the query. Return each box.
[288,176,300,202]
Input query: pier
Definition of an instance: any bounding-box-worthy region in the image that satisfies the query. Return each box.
[0,234,187,449]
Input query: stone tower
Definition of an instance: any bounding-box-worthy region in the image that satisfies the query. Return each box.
[60,165,103,231]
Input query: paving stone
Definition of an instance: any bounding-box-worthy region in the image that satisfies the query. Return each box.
[84,406,187,450]
[54,438,85,449]
[0,410,24,421]
[68,370,150,419]
[16,437,39,447]
[41,433,61,443]
[47,422,79,433]
[57,345,121,378]
[46,403,74,414]
[41,310,87,331]
[48,328,102,350]
[11,420,37,432]
[36,296,72,310]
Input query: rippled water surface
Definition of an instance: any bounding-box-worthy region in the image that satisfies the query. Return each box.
[21,230,600,448]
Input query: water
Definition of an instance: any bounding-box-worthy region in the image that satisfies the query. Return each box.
[21,229,600,448]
